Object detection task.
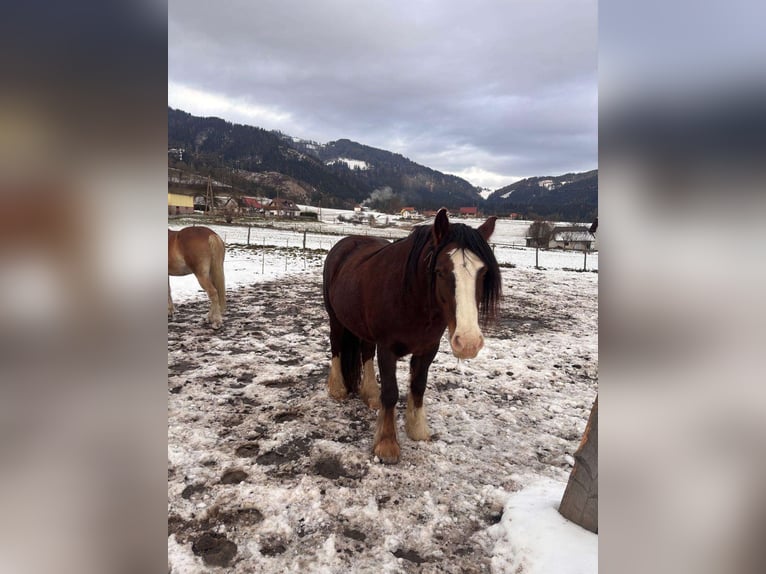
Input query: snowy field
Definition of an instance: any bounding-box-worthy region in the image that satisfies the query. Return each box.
[168,216,597,304]
[168,217,598,573]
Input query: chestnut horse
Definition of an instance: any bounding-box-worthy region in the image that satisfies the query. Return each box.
[168,226,226,329]
[323,208,501,463]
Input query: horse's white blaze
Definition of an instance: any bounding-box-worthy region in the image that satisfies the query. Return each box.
[449,249,485,358]
[405,393,430,441]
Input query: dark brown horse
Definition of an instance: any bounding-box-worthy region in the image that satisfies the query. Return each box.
[168,226,226,329]
[323,208,501,463]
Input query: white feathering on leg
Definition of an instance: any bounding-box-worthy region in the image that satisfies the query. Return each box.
[359,359,381,409]
[327,356,348,399]
[405,392,431,441]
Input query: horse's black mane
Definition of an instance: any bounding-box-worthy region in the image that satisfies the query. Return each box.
[403,222,502,323]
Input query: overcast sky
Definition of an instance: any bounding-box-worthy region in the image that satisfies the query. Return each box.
[168,0,597,190]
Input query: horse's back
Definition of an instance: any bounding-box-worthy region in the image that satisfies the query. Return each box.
[324,235,388,282]
[323,235,388,310]
[174,226,219,243]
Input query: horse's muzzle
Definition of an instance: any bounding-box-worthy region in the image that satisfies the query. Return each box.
[450,333,484,359]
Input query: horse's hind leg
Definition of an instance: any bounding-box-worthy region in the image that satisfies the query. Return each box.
[195,271,223,329]
[359,341,380,409]
[405,344,439,441]
[326,315,348,400]
[373,346,400,464]
[168,277,174,317]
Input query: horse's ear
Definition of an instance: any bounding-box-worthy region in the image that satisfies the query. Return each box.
[433,208,449,244]
[477,216,497,241]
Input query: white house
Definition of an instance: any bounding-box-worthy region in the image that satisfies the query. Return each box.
[548,225,597,251]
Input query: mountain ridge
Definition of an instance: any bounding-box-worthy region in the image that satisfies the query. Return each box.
[168,107,597,220]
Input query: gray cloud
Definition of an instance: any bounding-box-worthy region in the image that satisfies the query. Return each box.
[169,0,597,189]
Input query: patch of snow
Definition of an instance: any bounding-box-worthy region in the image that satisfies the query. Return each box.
[326,157,370,170]
[489,477,597,574]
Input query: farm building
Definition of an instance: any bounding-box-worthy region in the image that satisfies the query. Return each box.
[241,197,266,215]
[548,226,597,251]
[168,192,194,215]
[400,207,418,219]
[192,194,241,214]
[459,206,479,218]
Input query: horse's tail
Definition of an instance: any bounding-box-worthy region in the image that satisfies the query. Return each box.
[340,328,362,394]
[209,233,226,313]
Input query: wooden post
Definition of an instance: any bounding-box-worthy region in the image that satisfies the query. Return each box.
[205,176,214,215]
[559,396,598,533]
[247,226,251,246]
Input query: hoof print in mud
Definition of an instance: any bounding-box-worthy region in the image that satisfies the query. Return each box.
[312,456,362,480]
[235,443,260,458]
[255,437,312,467]
[220,469,248,484]
[342,528,367,542]
[181,483,206,500]
[273,410,301,423]
[259,537,288,556]
[192,532,237,567]
[393,548,428,564]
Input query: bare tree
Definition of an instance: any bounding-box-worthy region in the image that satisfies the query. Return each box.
[527,220,554,247]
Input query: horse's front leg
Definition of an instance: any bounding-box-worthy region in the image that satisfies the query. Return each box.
[406,345,439,441]
[374,346,400,464]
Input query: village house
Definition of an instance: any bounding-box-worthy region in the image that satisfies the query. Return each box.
[192,194,241,214]
[459,206,479,218]
[168,192,194,215]
[400,207,418,219]
[241,197,267,215]
[267,197,300,218]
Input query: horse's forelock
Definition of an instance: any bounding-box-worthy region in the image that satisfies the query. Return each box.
[405,222,502,322]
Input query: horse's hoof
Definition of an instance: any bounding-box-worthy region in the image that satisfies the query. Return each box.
[405,427,431,442]
[364,396,382,410]
[327,384,348,401]
[373,439,400,464]
[327,375,348,400]
[210,320,222,330]
[405,418,431,442]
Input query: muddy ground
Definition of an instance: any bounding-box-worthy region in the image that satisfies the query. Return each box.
[168,267,597,573]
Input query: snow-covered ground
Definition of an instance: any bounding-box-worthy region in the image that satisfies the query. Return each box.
[168,223,598,572]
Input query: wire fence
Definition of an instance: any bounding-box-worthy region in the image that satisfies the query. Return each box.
[173,221,598,272]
